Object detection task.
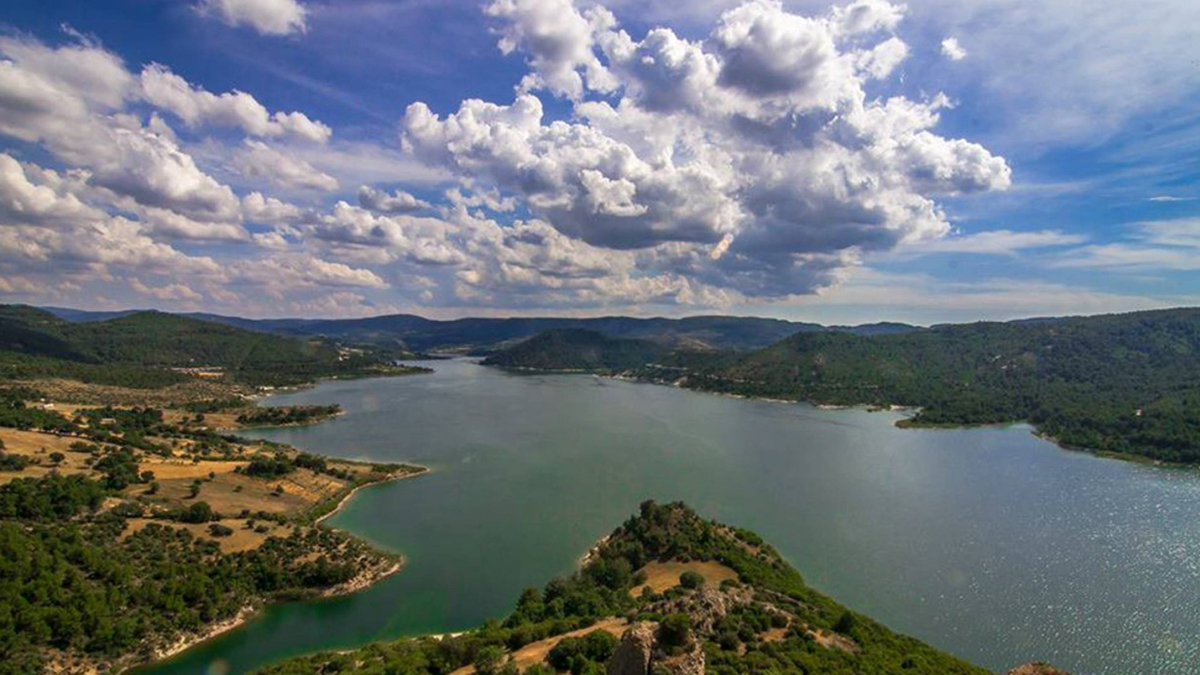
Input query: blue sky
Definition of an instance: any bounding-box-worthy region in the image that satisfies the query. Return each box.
[0,0,1198,324]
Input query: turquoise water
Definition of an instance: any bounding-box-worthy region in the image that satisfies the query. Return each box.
[139,359,1200,675]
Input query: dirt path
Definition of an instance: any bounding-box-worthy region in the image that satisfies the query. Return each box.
[449,617,630,674]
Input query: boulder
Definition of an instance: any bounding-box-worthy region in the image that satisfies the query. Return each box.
[606,622,656,675]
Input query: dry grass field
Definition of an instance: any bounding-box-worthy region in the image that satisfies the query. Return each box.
[630,560,739,596]
[120,517,295,553]
[448,617,630,675]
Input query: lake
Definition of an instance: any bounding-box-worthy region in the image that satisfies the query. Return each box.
[139,358,1200,675]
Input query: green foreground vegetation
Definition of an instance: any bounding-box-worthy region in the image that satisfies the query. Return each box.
[0,383,423,674]
[488,309,1200,465]
[258,501,988,675]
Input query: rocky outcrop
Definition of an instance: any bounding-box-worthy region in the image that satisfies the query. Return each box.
[607,622,655,675]
[1007,664,1071,675]
[654,588,734,634]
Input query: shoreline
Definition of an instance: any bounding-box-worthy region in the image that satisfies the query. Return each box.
[315,465,431,526]
[121,465,430,674]
[130,555,409,673]
[152,604,259,663]
[490,364,1188,470]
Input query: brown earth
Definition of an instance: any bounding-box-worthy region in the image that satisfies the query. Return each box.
[631,560,739,596]
[449,617,630,675]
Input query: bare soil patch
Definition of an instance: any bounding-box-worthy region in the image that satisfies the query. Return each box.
[449,617,630,675]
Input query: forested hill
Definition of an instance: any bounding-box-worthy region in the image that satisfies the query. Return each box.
[488,308,1200,464]
[0,305,403,387]
[481,329,669,371]
[673,308,1200,463]
[258,501,1009,675]
[44,306,922,353]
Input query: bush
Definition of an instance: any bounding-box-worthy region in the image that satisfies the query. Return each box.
[547,630,618,673]
[657,613,692,651]
[678,570,705,589]
[180,501,215,523]
[0,452,30,471]
[208,523,234,537]
[833,610,856,635]
[245,456,294,478]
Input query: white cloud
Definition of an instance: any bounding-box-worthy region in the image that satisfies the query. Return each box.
[130,278,204,302]
[234,140,339,192]
[197,0,309,36]
[0,36,241,221]
[241,191,306,224]
[940,37,966,60]
[357,185,430,214]
[908,229,1086,255]
[757,268,1194,325]
[401,0,1009,299]
[1052,218,1200,271]
[485,0,619,99]
[140,64,330,142]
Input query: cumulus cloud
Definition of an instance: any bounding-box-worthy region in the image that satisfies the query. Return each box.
[400,0,1010,299]
[357,185,430,214]
[235,140,339,192]
[140,64,331,142]
[0,35,242,221]
[940,37,967,60]
[0,1,1016,314]
[197,0,309,36]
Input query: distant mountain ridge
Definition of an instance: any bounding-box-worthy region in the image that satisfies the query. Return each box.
[0,306,405,387]
[41,306,921,353]
[481,328,669,371]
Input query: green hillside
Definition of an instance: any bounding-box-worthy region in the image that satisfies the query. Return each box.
[481,329,669,372]
[0,306,404,388]
[658,308,1200,464]
[483,309,1200,464]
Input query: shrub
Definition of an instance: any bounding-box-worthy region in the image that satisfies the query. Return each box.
[658,613,692,651]
[180,501,215,523]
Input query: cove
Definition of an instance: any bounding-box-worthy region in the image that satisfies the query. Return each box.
[138,358,1200,675]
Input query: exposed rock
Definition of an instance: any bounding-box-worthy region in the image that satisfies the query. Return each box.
[654,588,733,634]
[607,622,656,675]
[1007,664,1071,675]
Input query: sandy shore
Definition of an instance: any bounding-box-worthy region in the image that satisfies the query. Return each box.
[153,605,259,662]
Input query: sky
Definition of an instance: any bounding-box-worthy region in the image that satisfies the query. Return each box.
[0,0,1198,325]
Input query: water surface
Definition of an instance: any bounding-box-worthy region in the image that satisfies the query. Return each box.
[142,359,1200,675]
